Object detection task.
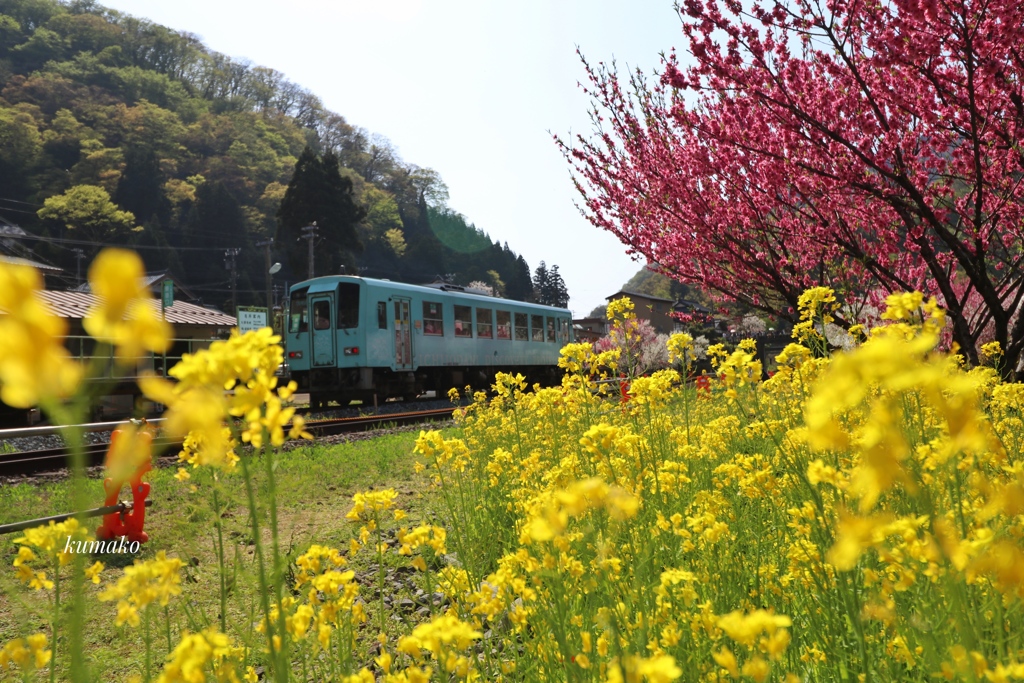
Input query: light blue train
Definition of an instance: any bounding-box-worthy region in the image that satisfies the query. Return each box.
[285,276,574,408]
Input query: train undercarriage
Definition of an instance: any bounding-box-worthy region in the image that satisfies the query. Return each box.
[294,365,561,410]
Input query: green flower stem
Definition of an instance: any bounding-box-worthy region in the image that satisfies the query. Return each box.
[261,436,289,681]
[212,485,228,634]
[164,605,172,654]
[50,559,59,683]
[375,511,386,637]
[239,453,285,683]
[144,607,152,683]
[46,400,88,683]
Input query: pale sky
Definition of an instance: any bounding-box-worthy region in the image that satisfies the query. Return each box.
[97,0,686,317]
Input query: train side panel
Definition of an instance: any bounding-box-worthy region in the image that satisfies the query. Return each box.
[286,276,573,405]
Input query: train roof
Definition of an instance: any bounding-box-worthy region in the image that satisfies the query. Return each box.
[290,275,571,314]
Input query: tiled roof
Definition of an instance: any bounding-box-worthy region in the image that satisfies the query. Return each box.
[0,255,63,272]
[31,290,236,327]
[74,272,199,301]
[605,290,676,303]
[0,218,27,236]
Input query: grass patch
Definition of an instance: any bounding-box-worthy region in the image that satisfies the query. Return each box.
[0,430,445,681]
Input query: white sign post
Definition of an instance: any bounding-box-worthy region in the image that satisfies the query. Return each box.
[236,306,269,333]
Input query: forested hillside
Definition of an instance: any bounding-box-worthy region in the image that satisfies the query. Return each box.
[0,0,546,310]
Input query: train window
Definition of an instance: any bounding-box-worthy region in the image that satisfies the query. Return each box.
[454,305,473,337]
[514,313,529,341]
[423,301,443,335]
[560,318,570,343]
[313,300,331,330]
[289,288,309,333]
[337,283,359,329]
[496,310,511,339]
[546,317,556,343]
[531,315,544,342]
[377,302,387,329]
[476,308,493,338]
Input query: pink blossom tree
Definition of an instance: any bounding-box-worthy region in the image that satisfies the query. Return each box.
[594,317,670,378]
[561,0,1024,375]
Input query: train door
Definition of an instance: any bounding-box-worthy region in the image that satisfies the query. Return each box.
[310,296,336,367]
[393,298,413,370]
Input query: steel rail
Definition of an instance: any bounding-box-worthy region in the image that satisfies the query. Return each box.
[0,419,166,440]
[0,408,456,477]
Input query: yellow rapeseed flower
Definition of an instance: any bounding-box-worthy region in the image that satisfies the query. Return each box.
[397,614,481,661]
[606,296,636,324]
[0,261,82,408]
[717,609,792,647]
[98,551,184,625]
[0,632,51,673]
[13,518,91,591]
[797,287,836,320]
[156,628,244,683]
[85,561,104,585]
[345,489,399,522]
[84,249,171,358]
[606,654,683,683]
[712,647,740,677]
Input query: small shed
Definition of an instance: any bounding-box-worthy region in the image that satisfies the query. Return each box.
[38,290,236,342]
[33,291,236,419]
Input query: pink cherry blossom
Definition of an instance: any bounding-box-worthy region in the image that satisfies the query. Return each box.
[560,0,1024,374]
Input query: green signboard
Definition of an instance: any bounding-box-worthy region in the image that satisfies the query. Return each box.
[162,280,174,309]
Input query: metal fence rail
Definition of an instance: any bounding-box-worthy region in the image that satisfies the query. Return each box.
[62,335,216,382]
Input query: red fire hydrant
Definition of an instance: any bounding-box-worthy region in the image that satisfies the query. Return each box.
[618,374,631,404]
[96,421,153,544]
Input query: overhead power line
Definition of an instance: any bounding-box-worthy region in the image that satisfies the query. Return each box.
[0,197,44,207]
[0,206,41,216]
[5,231,240,252]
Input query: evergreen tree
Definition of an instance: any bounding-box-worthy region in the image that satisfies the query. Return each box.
[546,264,570,308]
[505,254,533,301]
[277,147,365,280]
[532,262,570,307]
[184,180,247,309]
[398,192,445,281]
[532,261,549,304]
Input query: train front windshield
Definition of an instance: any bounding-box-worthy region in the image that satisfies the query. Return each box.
[289,288,309,333]
[337,283,359,328]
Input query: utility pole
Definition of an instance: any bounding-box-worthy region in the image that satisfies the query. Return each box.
[72,249,86,285]
[223,248,241,314]
[301,222,318,279]
[255,238,273,327]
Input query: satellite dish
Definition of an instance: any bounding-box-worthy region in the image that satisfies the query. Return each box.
[269,263,282,275]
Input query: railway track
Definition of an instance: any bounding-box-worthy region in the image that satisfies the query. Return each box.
[0,408,455,477]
